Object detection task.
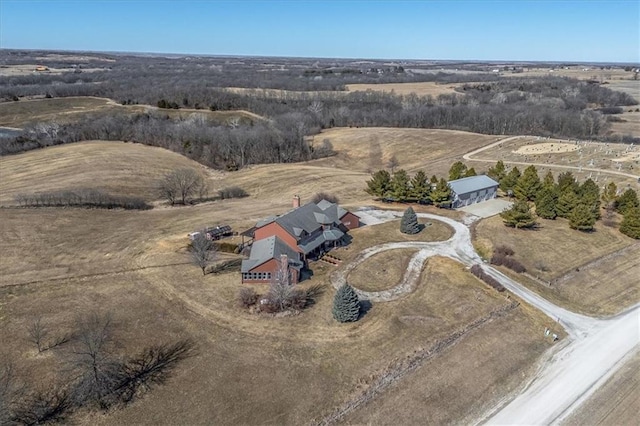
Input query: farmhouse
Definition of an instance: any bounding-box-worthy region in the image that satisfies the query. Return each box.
[448,175,499,208]
[241,197,359,283]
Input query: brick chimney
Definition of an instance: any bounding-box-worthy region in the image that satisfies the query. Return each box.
[293,195,301,208]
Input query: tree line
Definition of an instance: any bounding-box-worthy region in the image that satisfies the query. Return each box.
[491,161,640,238]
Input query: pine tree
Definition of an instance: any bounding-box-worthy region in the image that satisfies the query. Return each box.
[578,178,601,219]
[430,178,452,208]
[464,167,477,177]
[535,186,558,219]
[366,170,391,198]
[409,170,430,202]
[557,171,579,194]
[500,200,536,229]
[400,206,420,234]
[487,160,506,182]
[556,190,579,219]
[514,165,542,201]
[542,171,555,189]
[616,188,639,214]
[448,161,468,181]
[619,207,640,239]
[499,167,521,193]
[569,203,596,231]
[601,181,618,211]
[430,175,439,184]
[390,169,410,201]
[332,284,361,323]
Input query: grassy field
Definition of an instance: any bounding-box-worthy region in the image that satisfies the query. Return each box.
[345,81,460,97]
[475,215,638,315]
[310,127,500,176]
[348,248,419,292]
[0,96,261,128]
[0,141,207,203]
[1,124,636,423]
[609,109,640,137]
[470,135,640,190]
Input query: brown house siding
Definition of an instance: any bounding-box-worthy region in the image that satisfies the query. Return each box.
[242,258,299,284]
[340,212,360,230]
[254,222,301,252]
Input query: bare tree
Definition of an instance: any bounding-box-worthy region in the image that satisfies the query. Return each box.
[70,313,121,408]
[157,168,208,205]
[27,317,49,353]
[386,155,399,173]
[10,387,71,425]
[0,363,23,424]
[267,258,295,312]
[189,234,217,275]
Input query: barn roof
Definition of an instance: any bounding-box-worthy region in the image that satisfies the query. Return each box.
[448,175,499,195]
[241,236,302,273]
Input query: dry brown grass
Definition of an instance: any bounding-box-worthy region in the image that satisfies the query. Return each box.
[345,81,460,97]
[475,215,638,315]
[609,109,640,137]
[0,141,207,203]
[1,124,627,423]
[472,135,640,189]
[310,127,499,175]
[348,248,418,292]
[0,96,262,128]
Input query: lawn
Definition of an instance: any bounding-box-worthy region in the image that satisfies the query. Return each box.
[348,248,419,292]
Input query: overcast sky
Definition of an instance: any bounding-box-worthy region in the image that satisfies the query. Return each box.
[1,0,638,62]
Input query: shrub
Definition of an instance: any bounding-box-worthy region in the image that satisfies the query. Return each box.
[238,287,259,308]
[218,186,248,200]
[470,264,505,292]
[493,245,514,257]
[14,189,151,210]
[490,248,526,273]
[214,241,239,253]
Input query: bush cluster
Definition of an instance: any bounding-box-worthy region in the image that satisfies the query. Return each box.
[14,189,151,210]
[490,246,526,273]
[470,264,506,292]
[217,186,249,200]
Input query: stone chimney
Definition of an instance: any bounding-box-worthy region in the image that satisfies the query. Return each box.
[293,195,301,208]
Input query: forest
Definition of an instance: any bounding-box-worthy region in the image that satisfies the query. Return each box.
[1,51,637,169]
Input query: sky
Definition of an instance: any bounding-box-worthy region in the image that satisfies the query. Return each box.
[1,0,638,62]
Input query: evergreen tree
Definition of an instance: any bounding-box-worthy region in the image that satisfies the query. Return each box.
[487,160,506,182]
[514,165,542,201]
[409,170,430,202]
[557,171,579,194]
[616,188,639,214]
[601,181,618,211]
[619,207,640,239]
[365,170,391,198]
[430,178,452,208]
[332,284,361,323]
[499,167,521,193]
[430,175,439,184]
[556,190,579,218]
[535,186,558,219]
[390,169,410,201]
[542,171,555,189]
[500,200,536,229]
[578,178,601,219]
[464,167,477,177]
[569,203,596,231]
[400,206,420,234]
[448,161,468,181]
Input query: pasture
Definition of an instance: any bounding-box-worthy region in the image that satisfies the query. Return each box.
[1,123,637,423]
[0,96,261,128]
[345,81,460,97]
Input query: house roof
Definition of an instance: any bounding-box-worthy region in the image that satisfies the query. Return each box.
[448,175,499,195]
[241,236,302,273]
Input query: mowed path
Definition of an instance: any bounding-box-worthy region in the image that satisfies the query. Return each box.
[464,136,640,180]
[337,209,639,425]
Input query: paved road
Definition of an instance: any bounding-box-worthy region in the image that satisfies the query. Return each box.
[348,209,640,424]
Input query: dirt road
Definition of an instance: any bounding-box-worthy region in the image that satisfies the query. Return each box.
[464,136,640,181]
[348,209,640,424]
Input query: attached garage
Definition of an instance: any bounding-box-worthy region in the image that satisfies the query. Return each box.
[448,175,499,208]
